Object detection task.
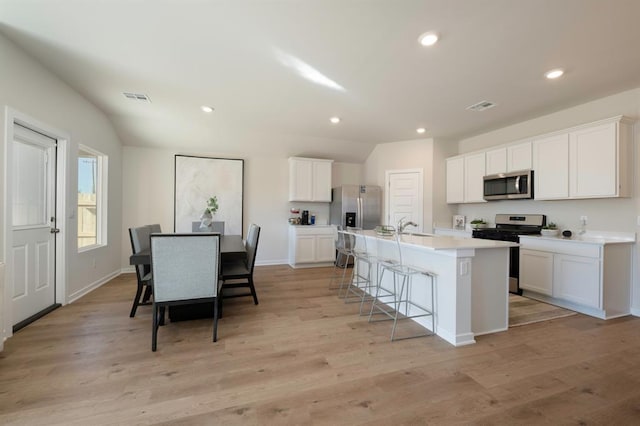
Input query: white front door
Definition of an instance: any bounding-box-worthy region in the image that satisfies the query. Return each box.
[386,170,423,232]
[11,124,57,326]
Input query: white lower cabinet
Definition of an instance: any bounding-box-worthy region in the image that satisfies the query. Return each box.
[288,225,336,268]
[553,253,600,309]
[519,236,632,319]
[519,249,553,296]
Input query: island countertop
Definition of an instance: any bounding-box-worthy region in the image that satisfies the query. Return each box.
[355,230,518,251]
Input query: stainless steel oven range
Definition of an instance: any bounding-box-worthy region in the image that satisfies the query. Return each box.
[472,214,546,294]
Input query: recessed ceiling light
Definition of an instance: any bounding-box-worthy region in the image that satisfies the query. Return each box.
[545,69,564,79]
[330,117,341,124]
[201,105,214,113]
[418,32,439,46]
[416,127,426,134]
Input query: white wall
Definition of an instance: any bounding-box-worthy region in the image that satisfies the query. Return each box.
[0,33,123,339]
[121,148,364,267]
[364,138,440,231]
[451,87,640,313]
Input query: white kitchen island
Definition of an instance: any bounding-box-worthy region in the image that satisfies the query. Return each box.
[347,230,517,347]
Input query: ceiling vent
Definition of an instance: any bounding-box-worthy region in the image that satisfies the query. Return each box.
[123,92,151,103]
[466,100,496,111]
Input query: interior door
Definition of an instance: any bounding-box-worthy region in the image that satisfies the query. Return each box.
[11,124,57,326]
[387,171,423,231]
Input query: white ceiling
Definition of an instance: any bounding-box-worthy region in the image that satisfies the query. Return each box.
[2,0,640,162]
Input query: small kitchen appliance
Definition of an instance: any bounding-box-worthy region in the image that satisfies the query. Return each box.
[301,210,310,225]
[483,170,534,200]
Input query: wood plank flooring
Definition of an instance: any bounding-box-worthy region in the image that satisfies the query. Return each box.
[2,265,640,425]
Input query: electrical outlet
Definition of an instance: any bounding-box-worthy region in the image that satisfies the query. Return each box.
[580,215,588,224]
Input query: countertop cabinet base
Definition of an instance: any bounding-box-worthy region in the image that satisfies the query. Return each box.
[288,226,336,268]
[519,237,632,319]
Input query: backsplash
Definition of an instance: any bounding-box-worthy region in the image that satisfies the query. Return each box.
[455,197,637,234]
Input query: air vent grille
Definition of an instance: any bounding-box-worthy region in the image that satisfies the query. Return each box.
[123,92,151,102]
[466,100,496,111]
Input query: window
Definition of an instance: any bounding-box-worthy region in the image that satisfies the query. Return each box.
[78,145,107,250]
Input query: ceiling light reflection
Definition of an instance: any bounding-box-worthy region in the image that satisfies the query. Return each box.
[274,48,345,92]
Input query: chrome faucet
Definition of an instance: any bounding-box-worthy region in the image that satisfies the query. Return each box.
[397,217,418,234]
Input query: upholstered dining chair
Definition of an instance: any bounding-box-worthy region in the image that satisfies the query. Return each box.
[129,225,153,317]
[150,233,223,351]
[221,223,260,305]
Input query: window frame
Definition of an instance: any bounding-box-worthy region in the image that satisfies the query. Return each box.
[77,144,108,252]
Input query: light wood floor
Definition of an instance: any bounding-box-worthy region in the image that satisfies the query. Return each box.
[2,265,640,425]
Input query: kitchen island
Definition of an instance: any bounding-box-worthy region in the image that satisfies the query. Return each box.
[347,230,516,346]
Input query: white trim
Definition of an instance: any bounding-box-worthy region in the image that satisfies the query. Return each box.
[384,168,424,231]
[77,144,108,251]
[67,269,120,304]
[255,259,289,266]
[3,107,68,343]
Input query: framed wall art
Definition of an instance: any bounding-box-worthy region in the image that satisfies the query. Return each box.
[174,155,244,235]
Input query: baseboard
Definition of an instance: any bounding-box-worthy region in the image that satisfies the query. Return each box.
[121,266,135,274]
[630,307,640,317]
[255,259,288,266]
[67,269,121,304]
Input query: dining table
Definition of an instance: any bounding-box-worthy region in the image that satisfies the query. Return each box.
[129,234,247,321]
[129,234,246,266]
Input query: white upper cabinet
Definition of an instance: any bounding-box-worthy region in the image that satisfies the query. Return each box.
[446,153,486,204]
[507,141,532,172]
[446,116,633,203]
[533,133,569,200]
[485,142,531,175]
[569,119,631,198]
[485,147,506,175]
[446,156,464,203]
[464,152,486,203]
[288,157,333,202]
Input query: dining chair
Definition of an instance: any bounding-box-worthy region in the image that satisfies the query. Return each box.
[129,225,153,317]
[149,223,162,234]
[221,223,260,304]
[150,233,223,351]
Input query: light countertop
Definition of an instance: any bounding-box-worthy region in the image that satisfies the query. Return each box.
[353,230,517,251]
[521,231,635,245]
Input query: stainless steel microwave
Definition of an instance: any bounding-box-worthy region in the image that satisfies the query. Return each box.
[483,170,533,200]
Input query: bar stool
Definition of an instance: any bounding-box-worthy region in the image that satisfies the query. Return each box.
[342,228,378,315]
[369,231,436,341]
[329,226,355,291]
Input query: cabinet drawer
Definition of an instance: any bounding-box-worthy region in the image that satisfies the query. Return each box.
[519,237,601,258]
[292,226,335,236]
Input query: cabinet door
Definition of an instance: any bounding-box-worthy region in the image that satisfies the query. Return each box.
[446,156,464,203]
[533,133,569,199]
[507,141,532,172]
[464,152,486,203]
[519,249,553,296]
[485,147,506,175]
[315,235,336,262]
[295,235,316,263]
[312,161,332,201]
[569,122,617,198]
[289,158,313,201]
[553,254,600,309]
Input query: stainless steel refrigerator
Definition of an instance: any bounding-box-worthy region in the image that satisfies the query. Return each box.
[330,185,382,230]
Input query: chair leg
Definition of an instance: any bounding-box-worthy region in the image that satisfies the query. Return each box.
[130,281,144,317]
[248,277,259,305]
[213,297,219,342]
[142,285,153,303]
[152,303,159,352]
